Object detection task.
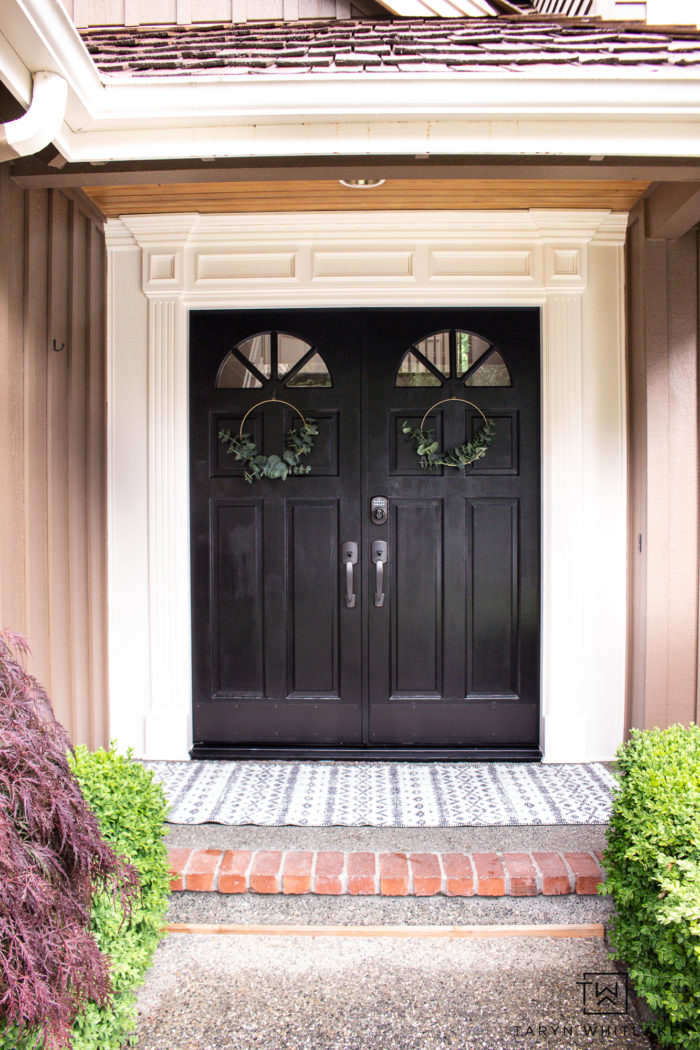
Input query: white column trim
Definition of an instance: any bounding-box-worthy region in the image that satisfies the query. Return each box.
[540,294,586,759]
[106,208,627,761]
[144,296,192,758]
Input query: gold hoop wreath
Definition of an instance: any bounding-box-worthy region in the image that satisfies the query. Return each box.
[218,393,318,483]
[402,396,495,470]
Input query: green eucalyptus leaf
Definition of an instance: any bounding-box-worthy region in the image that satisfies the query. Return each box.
[403,409,495,473]
[218,409,318,483]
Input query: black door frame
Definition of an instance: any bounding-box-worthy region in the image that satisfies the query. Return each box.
[189,307,542,761]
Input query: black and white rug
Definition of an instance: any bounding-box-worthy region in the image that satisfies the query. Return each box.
[146,761,614,827]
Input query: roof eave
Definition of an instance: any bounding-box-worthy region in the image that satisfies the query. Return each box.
[3,0,700,164]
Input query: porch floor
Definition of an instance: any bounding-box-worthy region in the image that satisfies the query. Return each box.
[148,760,614,827]
[163,779,610,905]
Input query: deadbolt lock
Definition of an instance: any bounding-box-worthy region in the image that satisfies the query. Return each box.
[370,496,388,525]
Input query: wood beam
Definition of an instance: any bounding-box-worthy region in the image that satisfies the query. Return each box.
[9,156,700,190]
[646,181,700,239]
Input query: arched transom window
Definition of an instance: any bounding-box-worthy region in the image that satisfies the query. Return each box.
[216,330,332,389]
[396,329,512,388]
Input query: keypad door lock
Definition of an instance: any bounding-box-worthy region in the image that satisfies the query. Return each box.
[370,496,388,526]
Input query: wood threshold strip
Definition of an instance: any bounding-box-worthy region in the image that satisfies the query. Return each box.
[164,922,605,939]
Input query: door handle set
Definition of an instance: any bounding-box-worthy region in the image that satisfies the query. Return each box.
[341,541,358,608]
[341,541,388,608]
[371,540,387,607]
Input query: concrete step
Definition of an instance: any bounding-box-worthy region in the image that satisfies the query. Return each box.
[165,820,608,856]
[167,884,614,930]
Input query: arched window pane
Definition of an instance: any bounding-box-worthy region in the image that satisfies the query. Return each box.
[278,333,313,378]
[396,351,442,387]
[238,334,272,379]
[414,332,450,378]
[216,352,263,389]
[465,350,512,387]
[456,331,492,377]
[287,352,331,387]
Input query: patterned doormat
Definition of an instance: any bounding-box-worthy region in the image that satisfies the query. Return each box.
[145,761,615,827]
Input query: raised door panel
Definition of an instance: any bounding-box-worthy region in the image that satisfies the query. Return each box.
[287,499,340,698]
[211,500,264,697]
[466,498,519,699]
[391,500,443,698]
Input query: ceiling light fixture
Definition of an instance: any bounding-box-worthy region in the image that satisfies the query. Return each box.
[339,178,386,189]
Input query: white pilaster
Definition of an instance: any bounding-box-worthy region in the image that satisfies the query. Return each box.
[540,293,588,760]
[144,296,192,758]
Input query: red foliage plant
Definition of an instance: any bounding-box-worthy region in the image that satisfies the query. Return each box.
[0,630,139,1050]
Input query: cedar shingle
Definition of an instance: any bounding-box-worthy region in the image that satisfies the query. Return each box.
[80,16,700,78]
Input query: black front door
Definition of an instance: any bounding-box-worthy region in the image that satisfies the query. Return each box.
[189,308,540,757]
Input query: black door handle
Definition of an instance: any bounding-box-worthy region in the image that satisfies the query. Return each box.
[371,540,387,607]
[342,541,358,608]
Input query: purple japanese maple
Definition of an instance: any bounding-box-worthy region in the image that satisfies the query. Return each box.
[0,630,138,1049]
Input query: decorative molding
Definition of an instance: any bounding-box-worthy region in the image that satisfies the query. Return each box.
[545,246,585,288]
[195,252,297,284]
[312,251,414,280]
[118,210,625,301]
[540,294,585,750]
[430,250,533,280]
[104,218,137,248]
[145,296,192,758]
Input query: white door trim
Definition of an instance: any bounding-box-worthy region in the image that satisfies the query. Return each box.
[106,208,628,761]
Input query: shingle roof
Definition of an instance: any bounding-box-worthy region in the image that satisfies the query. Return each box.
[80,17,700,77]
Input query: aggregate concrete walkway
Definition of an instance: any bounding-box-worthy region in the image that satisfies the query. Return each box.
[145,823,641,1049]
[135,930,652,1050]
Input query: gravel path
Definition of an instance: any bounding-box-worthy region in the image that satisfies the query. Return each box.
[167,889,614,927]
[165,823,609,855]
[135,932,652,1050]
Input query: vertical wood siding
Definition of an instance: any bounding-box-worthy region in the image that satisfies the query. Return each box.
[60,0,384,26]
[626,204,700,731]
[0,167,108,747]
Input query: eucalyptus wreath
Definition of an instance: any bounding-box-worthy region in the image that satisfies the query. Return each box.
[218,420,318,483]
[401,417,495,470]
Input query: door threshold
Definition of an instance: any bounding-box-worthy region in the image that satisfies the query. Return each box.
[189,746,542,762]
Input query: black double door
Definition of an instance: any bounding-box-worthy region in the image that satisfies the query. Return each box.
[190,307,540,758]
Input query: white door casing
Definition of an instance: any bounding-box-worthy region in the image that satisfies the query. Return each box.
[105,209,627,762]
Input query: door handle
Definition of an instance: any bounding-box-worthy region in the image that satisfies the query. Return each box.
[342,541,358,608]
[371,540,388,608]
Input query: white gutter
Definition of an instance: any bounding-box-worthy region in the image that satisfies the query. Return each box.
[0,70,67,159]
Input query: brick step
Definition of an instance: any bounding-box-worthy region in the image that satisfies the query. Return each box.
[169,848,604,898]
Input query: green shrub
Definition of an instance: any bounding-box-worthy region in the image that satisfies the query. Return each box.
[602,723,700,1050]
[67,745,171,1050]
[0,632,138,1050]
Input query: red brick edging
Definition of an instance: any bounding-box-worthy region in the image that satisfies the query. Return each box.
[169,848,605,898]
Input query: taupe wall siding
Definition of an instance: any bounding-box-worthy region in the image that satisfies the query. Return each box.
[59,0,386,26]
[0,166,108,747]
[626,204,700,731]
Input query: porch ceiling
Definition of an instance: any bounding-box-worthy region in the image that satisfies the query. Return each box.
[83,177,649,216]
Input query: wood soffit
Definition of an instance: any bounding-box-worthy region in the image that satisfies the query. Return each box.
[82,178,650,216]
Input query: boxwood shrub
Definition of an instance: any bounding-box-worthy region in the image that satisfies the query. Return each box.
[66,745,171,1050]
[602,723,700,1050]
